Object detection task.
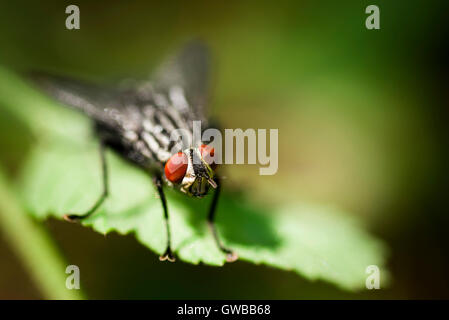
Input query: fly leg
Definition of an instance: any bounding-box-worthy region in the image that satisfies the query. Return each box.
[153,175,176,262]
[207,177,238,263]
[64,141,108,222]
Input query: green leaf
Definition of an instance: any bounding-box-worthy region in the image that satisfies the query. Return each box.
[1,67,389,291]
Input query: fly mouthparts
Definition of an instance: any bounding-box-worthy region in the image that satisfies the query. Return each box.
[208,178,217,189]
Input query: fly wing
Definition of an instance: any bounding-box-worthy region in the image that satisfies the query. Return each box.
[28,72,141,131]
[28,42,212,155]
[151,41,211,123]
[29,41,211,131]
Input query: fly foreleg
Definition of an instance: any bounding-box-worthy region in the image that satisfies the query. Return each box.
[64,141,109,222]
[153,175,176,262]
[207,177,238,263]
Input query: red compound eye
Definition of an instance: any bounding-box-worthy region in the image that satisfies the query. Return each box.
[165,152,188,183]
[200,144,217,169]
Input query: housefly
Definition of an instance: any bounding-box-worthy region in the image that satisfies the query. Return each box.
[29,42,237,263]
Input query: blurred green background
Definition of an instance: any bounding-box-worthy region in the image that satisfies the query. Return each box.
[0,0,448,298]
